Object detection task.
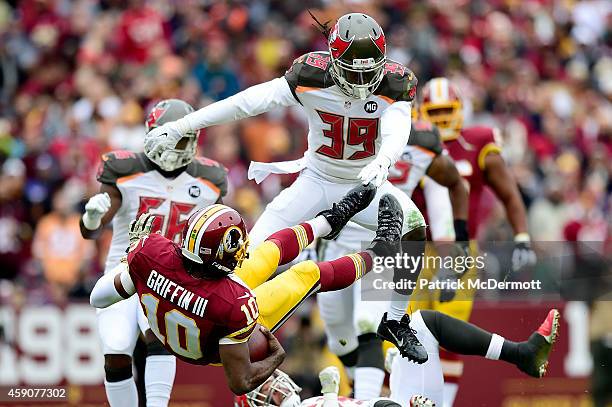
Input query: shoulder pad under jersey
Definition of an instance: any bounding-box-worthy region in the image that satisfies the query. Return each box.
[409,121,443,155]
[374,60,418,103]
[461,126,500,148]
[186,157,229,197]
[97,151,152,185]
[284,52,335,100]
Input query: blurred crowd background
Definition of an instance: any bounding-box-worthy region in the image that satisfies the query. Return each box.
[0,0,610,400]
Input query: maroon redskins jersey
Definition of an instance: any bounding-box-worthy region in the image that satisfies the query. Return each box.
[444,126,502,238]
[127,233,258,365]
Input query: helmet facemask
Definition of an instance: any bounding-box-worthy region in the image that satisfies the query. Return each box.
[330,56,386,100]
[420,103,463,141]
[145,131,198,172]
[245,370,302,407]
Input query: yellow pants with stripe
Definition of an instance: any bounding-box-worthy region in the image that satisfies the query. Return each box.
[407,241,479,321]
[235,241,320,332]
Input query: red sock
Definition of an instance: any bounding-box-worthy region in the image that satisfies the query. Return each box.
[318,251,373,292]
[265,223,314,266]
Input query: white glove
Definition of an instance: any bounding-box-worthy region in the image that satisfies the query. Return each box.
[358,155,391,187]
[318,366,340,395]
[144,119,190,159]
[83,193,111,230]
[128,212,156,246]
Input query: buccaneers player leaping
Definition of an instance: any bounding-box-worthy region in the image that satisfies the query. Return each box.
[91,184,404,395]
[145,12,430,361]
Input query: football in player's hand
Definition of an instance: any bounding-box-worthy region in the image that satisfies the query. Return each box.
[248,324,271,362]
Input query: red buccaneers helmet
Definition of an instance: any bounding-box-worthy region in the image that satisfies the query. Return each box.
[419,77,463,141]
[327,13,387,100]
[180,204,249,277]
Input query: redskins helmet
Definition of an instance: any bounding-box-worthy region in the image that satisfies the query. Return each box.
[419,78,463,141]
[144,99,199,171]
[234,370,302,407]
[328,13,387,100]
[180,204,249,277]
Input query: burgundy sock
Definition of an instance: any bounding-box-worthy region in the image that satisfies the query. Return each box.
[318,251,373,292]
[266,223,314,265]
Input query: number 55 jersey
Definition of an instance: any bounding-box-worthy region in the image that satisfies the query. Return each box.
[97,151,227,273]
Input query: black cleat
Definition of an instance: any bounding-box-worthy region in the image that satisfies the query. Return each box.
[517,309,560,378]
[368,194,403,257]
[377,312,428,364]
[318,183,376,240]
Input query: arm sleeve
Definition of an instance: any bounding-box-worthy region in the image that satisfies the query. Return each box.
[422,176,455,241]
[378,101,412,165]
[182,77,299,131]
[90,262,136,308]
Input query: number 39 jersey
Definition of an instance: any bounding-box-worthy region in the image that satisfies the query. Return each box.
[284,52,417,181]
[97,151,227,273]
[127,233,258,365]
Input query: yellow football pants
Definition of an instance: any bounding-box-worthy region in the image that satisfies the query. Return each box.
[235,241,321,332]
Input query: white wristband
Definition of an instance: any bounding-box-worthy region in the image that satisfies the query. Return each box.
[514,233,531,242]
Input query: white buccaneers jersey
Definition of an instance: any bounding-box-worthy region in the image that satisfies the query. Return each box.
[97,151,227,272]
[284,52,417,181]
[387,120,445,195]
[301,396,398,407]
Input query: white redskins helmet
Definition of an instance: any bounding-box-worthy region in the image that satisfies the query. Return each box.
[234,370,302,407]
[144,99,199,171]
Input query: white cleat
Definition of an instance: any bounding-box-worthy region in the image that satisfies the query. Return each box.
[319,366,341,395]
[410,394,436,406]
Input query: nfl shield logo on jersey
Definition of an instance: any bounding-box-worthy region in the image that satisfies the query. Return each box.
[189,185,201,198]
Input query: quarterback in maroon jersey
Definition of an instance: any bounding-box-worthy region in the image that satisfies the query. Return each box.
[91,184,411,395]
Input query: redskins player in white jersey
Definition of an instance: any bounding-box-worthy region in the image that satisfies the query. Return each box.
[80,99,228,407]
[317,121,469,399]
[146,13,428,362]
[234,367,434,407]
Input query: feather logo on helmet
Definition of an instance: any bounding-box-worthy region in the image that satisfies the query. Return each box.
[371,30,386,55]
[328,22,354,59]
[146,103,168,131]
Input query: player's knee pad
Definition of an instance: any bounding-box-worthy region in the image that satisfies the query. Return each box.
[318,290,350,326]
[354,300,385,336]
[146,337,170,356]
[104,355,133,383]
[97,300,139,355]
[325,323,358,356]
[356,333,384,370]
